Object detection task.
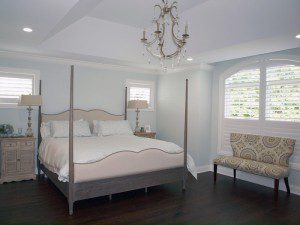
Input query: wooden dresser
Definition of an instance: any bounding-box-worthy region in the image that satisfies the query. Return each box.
[134,132,156,139]
[0,137,36,184]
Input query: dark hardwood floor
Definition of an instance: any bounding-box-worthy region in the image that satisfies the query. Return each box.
[0,172,300,225]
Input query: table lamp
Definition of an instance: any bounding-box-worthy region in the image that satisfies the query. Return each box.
[19,95,42,137]
[127,100,148,132]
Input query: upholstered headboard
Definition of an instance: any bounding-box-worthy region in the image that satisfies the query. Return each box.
[42,109,125,130]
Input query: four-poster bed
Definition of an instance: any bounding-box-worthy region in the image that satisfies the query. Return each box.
[37,65,189,215]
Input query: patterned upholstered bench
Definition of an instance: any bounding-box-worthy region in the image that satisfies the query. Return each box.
[213,133,295,198]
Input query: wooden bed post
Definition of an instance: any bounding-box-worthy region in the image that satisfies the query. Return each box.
[69,65,75,215]
[183,79,188,191]
[37,80,42,176]
[125,87,128,120]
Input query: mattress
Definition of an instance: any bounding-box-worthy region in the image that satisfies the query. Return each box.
[39,135,184,182]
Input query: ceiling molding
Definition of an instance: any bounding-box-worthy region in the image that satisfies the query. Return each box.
[0,50,213,75]
[0,50,160,75]
[162,63,214,75]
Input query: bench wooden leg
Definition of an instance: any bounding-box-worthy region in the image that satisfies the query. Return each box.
[214,164,217,183]
[274,179,279,201]
[284,177,290,195]
[233,169,236,181]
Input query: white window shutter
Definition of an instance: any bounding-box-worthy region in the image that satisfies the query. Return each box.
[224,69,260,120]
[0,73,34,105]
[266,65,300,122]
[129,86,151,104]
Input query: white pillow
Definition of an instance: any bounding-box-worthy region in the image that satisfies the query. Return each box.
[75,120,92,137]
[51,119,91,138]
[40,122,51,139]
[92,120,102,136]
[97,120,133,136]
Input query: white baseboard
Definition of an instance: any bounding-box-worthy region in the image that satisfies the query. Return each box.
[195,164,300,196]
[196,165,212,174]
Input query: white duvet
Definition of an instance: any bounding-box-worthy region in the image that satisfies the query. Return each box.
[39,135,183,182]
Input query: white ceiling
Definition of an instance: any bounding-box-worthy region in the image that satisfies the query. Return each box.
[89,0,206,29]
[0,0,299,70]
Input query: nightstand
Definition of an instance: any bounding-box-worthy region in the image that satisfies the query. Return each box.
[0,137,36,184]
[134,132,156,139]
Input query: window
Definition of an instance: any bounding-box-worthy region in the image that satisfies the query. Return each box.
[225,69,260,120]
[219,58,300,160]
[126,80,155,110]
[266,65,300,122]
[0,67,39,107]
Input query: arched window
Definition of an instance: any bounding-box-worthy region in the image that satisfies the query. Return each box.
[219,58,300,163]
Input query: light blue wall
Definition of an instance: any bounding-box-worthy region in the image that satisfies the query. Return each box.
[0,55,158,163]
[157,69,213,167]
[211,47,300,188]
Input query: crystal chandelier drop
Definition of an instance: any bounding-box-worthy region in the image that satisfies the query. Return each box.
[141,0,189,70]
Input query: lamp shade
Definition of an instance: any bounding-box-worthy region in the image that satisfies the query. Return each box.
[128,100,148,109]
[19,95,42,106]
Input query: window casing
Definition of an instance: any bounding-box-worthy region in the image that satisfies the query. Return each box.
[218,58,300,168]
[126,79,155,110]
[0,67,39,108]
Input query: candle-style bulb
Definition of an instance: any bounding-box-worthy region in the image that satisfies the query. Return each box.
[185,23,188,34]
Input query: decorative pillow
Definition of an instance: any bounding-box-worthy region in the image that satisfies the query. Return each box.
[40,122,51,139]
[75,120,92,137]
[51,119,91,138]
[97,120,133,136]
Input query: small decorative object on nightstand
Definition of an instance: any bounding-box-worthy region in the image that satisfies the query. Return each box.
[0,137,36,184]
[134,132,156,139]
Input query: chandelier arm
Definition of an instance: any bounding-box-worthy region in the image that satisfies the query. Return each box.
[169,4,178,22]
[143,31,159,46]
[154,4,163,21]
[159,40,182,60]
[165,48,180,59]
[159,41,166,58]
[159,22,166,39]
[171,22,185,47]
[146,46,162,60]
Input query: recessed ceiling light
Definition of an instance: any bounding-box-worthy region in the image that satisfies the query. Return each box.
[23,27,33,33]
[187,57,193,61]
[296,34,300,39]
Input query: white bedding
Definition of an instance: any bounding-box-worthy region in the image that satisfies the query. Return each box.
[39,135,183,182]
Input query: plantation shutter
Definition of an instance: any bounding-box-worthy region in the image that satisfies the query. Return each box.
[224,69,260,120]
[129,86,151,105]
[0,72,34,106]
[266,65,300,122]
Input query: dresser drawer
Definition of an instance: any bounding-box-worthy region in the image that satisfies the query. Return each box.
[2,141,18,150]
[20,140,34,150]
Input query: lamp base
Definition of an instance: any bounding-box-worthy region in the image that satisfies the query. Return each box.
[135,108,140,133]
[26,106,34,137]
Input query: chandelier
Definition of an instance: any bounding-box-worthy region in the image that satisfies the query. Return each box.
[141,0,189,70]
